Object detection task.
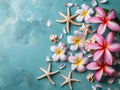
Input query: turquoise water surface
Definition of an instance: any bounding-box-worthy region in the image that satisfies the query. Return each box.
[0,0,120,90]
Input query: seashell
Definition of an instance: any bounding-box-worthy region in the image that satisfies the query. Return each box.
[92,0,97,7]
[47,20,51,27]
[64,2,73,7]
[59,64,66,70]
[108,78,115,84]
[94,84,102,89]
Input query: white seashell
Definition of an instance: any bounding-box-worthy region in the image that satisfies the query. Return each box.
[107,87,111,90]
[74,4,79,9]
[118,78,120,84]
[92,85,96,90]
[99,0,107,4]
[67,51,73,56]
[59,34,63,39]
[63,27,67,34]
[64,3,73,7]
[108,78,115,84]
[59,64,66,69]
[94,84,102,89]
[87,54,93,58]
[92,0,97,7]
[46,56,52,62]
[47,20,51,27]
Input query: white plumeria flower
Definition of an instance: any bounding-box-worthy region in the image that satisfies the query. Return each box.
[68,53,89,72]
[75,3,94,23]
[67,30,86,51]
[50,42,68,61]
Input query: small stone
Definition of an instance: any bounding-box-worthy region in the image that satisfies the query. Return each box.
[87,73,94,83]
[49,34,59,43]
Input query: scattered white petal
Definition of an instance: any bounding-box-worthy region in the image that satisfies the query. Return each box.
[116,72,120,77]
[74,4,79,9]
[92,0,97,7]
[63,27,67,34]
[87,54,93,58]
[59,64,66,70]
[107,87,111,90]
[99,0,108,4]
[46,56,53,62]
[108,78,115,84]
[47,20,51,27]
[94,84,102,89]
[59,34,63,39]
[118,78,120,84]
[64,2,73,7]
[67,51,73,56]
[92,85,96,90]
[80,47,87,55]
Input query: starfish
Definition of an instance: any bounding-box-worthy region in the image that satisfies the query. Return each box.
[37,63,59,85]
[56,7,82,33]
[60,71,79,89]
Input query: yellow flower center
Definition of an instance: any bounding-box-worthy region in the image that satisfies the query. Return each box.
[56,49,62,55]
[81,10,88,17]
[74,58,82,66]
[73,37,81,45]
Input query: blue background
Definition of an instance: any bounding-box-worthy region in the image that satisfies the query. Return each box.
[0,0,120,90]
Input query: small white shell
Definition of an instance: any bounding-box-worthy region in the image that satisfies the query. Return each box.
[59,34,63,39]
[94,84,102,89]
[92,0,97,7]
[107,87,111,90]
[47,20,51,27]
[64,3,73,7]
[67,51,73,56]
[63,27,67,34]
[99,0,107,4]
[87,54,93,58]
[59,64,66,69]
[118,78,120,84]
[46,56,53,62]
[92,85,96,90]
[108,78,115,84]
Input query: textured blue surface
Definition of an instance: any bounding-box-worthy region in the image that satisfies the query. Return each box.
[0,0,120,90]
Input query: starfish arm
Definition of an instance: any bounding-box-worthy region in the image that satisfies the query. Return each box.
[67,7,70,16]
[50,70,59,75]
[48,63,51,72]
[59,12,67,18]
[37,74,46,80]
[66,21,70,33]
[71,79,80,82]
[47,75,55,85]
[70,13,79,19]
[56,19,66,23]
[61,81,68,87]
[61,74,67,79]
[69,20,83,26]
[68,81,72,90]
[40,68,47,73]
[68,71,72,78]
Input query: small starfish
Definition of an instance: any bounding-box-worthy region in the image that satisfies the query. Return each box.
[56,7,82,33]
[60,71,79,89]
[37,63,59,85]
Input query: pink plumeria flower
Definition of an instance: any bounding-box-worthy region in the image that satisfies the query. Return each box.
[88,7,120,34]
[75,3,94,23]
[68,53,89,72]
[67,30,86,51]
[50,42,68,61]
[86,57,116,81]
[87,32,120,65]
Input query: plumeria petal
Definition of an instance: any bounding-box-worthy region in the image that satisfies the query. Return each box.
[88,8,94,15]
[87,43,101,50]
[97,24,106,35]
[50,46,58,52]
[75,53,83,59]
[68,56,76,63]
[84,14,91,23]
[71,64,77,71]
[75,9,82,14]
[106,32,114,45]
[82,57,89,65]
[77,65,86,72]
[104,66,116,76]
[107,21,120,31]
[96,7,106,18]
[70,44,78,51]
[86,62,100,70]
[93,33,104,45]
[108,78,115,84]
[76,15,84,22]
[74,30,83,37]
[88,16,102,23]
[104,49,113,65]
[81,3,89,10]
[95,69,103,81]
[67,36,75,44]
[94,50,104,61]
[108,9,116,20]
[60,54,67,61]
[52,54,60,61]
[108,43,120,52]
